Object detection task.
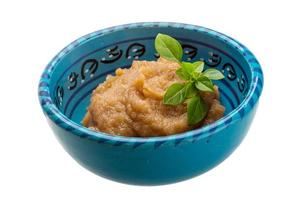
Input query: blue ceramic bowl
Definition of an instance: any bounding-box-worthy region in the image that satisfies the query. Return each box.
[38,22,263,185]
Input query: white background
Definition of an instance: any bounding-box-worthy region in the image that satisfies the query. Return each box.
[0,0,295,199]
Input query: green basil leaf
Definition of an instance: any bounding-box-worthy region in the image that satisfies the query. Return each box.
[203,68,225,80]
[180,61,204,80]
[191,71,200,80]
[181,62,196,75]
[195,76,215,92]
[176,68,190,80]
[163,83,187,105]
[155,33,183,63]
[187,95,208,125]
[185,82,197,98]
[193,61,204,73]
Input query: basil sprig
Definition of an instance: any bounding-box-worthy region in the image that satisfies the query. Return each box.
[155,33,224,125]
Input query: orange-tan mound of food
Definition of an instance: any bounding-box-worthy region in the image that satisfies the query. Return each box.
[82,58,225,137]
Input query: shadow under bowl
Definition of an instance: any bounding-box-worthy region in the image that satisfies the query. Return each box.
[38,22,263,185]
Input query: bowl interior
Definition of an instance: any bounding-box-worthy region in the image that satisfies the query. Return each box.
[49,25,252,125]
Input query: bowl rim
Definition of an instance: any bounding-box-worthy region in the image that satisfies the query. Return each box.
[38,22,264,146]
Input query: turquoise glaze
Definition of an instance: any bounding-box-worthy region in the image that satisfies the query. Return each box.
[38,22,263,185]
